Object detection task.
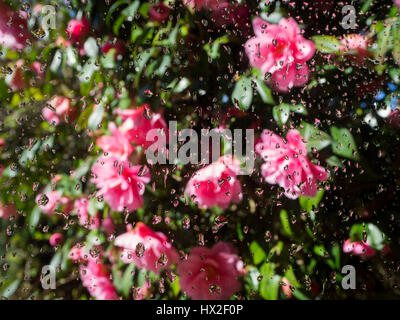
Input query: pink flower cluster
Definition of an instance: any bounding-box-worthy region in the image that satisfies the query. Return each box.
[92,104,168,213]
[343,239,376,258]
[42,96,76,126]
[185,156,243,209]
[245,17,315,92]
[255,129,327,199]
[70,245,118,300]
[177,242,244,300]
[0,203,16,220]
[114,222,179,273]
[91,156,151,212]
[113,222,244,300]
[36,190,73,216]
[0,1,32,50]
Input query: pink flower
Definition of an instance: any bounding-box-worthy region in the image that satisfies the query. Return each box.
[74,198,100,230]
[5,60,25,91]
[49,233,63,246]
[117,105,168,149]
[343,239,376,258]
[0,1,32,50]
[340,34,371,64]
[91,156,151,212]
[102,215,115,235]
[185,156,243,209]
[388,110,400,130]
[281,277,293,298]
[97,123,135,161]
[66,18,91,43]
[71,246,118,300]
[79,259,118,300]
[245,17,315,92]
[212,3,249,32]
[31,61,46,83]
[0,203,16,220]
[42,96,75,126]
[69,244,87,263]
[36,191,72,216]
[184,0,227,11]
[101,38,125,58]
[149,3,171,23]
[177,242,243,300]
[255,129,327,199]
[396,0,400,9]
[114,222,178,273]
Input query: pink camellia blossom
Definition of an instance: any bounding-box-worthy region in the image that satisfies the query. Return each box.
[42,96,75,126]
[36,191,72,216]
[184,0,227,11]
[114,222,179,273]
[343,239,376,258]
[101,38,125,58]
[74,198,100,230]
[5,60,25,91]
[255,129,328,199]
[281,277,293,298]
[149,3,171,23]
[340,34,371,64]
[177,242,243,300]
[212,2,250,33]
[91,156,151,212]
[102,214,115,236]
[66,17,91,43]
[388,109,400,130]
[117,105,168,149]
[79,259,118,300]
[31,61,46,83]
[0,1,32,50]
[49,233,63,246]
[97,123,135,161]
[245,17,315,92]
[185,155,243,209]
[0,203,16,220]
[69,245,118,300]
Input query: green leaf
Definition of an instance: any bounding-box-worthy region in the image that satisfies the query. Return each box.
[280,209,292,236]
[121,263,136,296]
[367,223,384,250]
[254,79,275,105]
[29,207,41,234]
[298,122,331,152]
[375,22,393,69]
[290,104,308,115]
[173,77,190,93]
[312,35,341,54]
[273,103,290,126]
[88,104,105,131]
[231,77,253,110]
[313,245,328,258]
[250,241,267,265]
[330,126,359,160]
[299,189,324,213]
[0,279,21,298]
[392,20,400,65]
[259,263,280,300]
[326,155,345,168]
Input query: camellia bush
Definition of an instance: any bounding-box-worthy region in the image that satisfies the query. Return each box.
[1,0,400,300]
